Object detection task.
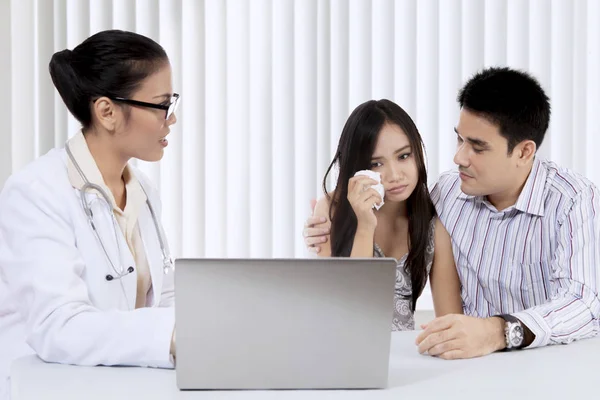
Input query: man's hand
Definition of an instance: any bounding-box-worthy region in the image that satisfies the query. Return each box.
[415,314,506,360]
[303,199,330,254]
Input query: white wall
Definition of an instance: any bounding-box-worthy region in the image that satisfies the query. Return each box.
[2,0,600,310]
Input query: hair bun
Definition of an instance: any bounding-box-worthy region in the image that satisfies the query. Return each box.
[54,48,73,63]
[49,30,169,129]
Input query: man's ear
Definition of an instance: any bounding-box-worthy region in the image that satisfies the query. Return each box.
[515,140,536,166]
[91,97,118,131]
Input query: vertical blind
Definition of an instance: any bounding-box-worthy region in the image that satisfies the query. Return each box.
[2,0,600,309]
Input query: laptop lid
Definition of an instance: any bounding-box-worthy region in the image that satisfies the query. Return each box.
[175,258,397,390]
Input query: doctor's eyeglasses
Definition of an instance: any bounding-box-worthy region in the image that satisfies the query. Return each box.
[108,93,180,120]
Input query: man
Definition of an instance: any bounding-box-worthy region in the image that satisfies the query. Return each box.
[303,67,600,359]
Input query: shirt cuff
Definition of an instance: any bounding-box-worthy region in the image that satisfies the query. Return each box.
[512,309,551,349]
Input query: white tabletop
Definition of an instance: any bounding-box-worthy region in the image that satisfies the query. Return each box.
[11,331,598,400]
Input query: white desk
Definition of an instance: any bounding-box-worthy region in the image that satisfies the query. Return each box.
[11,331,598,400]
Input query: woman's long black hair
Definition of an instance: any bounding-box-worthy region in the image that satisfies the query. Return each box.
[323,99,436,311]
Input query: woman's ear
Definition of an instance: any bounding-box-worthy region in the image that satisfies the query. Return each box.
[91,97,118,132]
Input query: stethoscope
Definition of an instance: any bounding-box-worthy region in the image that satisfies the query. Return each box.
[65,143,174,283]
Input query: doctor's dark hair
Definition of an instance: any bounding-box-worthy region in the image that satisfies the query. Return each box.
[457,67,551,154]
[322,99,436,312]
[49,29,169,130]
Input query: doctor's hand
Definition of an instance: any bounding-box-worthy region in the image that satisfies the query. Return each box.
[303,199,330,254]
[415,314,505,360]
[170,328,176,358]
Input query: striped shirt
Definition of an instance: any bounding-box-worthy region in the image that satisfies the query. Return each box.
[431,157,600,348]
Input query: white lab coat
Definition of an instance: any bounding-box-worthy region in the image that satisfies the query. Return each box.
[0,147,175,396]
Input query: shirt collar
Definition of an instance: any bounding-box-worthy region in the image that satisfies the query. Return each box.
[513,157,546,217]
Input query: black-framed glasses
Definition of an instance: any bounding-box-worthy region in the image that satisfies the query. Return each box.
[110,93,180,120]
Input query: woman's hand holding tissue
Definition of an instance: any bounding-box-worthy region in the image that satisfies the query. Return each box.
[347,175,382,231]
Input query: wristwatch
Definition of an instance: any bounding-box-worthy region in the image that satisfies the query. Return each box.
[499,314,525,350]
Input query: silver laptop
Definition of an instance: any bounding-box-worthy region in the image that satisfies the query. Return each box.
[174,258,397,390]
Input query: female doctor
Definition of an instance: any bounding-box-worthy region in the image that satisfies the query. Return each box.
[0,30,179,395]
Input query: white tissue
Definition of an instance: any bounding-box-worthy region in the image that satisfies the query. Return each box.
[354,170,385,210]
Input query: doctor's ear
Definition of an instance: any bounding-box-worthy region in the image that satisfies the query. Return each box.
[91,97,119,132]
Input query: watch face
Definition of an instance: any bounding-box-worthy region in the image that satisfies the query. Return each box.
[509,324,524,346]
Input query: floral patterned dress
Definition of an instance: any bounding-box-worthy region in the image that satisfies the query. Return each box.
[373,218,436,331]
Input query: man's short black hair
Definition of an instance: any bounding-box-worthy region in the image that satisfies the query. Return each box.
[457,67,551,154]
